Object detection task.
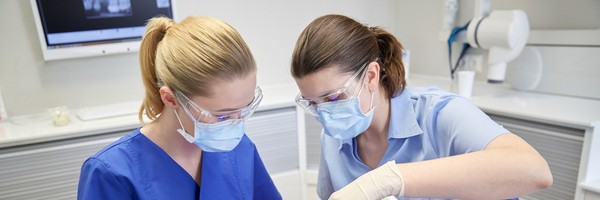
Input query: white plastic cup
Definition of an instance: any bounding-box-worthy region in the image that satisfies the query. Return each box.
[48,106,71,126]
[457,70,475,99]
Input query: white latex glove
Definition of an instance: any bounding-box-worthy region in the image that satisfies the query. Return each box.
[329,161,404,200]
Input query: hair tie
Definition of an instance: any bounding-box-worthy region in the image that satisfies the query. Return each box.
[160,24,172,35]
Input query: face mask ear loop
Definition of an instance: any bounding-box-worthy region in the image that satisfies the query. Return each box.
[173,109,186,133]
[369,91,375,109]
[368,65,379,110]
[174,108,196,143]
[359,69,377,113]
[355,67,369,98]
[166,87,186,133]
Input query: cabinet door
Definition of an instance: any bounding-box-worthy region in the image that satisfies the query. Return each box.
[585,191,600,200]
[245,107,298,173]
[304,113,322,170]
[245,107,302,200]
[489,114,585,200]
[0,131,128,200]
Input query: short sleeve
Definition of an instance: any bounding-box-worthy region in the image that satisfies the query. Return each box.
[316,133,335,200]
[433,97,509,156]
[77,158,131,200]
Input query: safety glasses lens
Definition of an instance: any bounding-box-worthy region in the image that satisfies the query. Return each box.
[178,87,262,124]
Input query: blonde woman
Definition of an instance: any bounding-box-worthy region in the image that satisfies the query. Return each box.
[291,14,551,200]
[77,16,281,199]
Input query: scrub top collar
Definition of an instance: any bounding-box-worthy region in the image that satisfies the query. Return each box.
[336,90,424,150]
[388,90,424,139]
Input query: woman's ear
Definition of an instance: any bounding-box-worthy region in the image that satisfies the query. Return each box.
[160,86,178,108]
[366,61,380,93]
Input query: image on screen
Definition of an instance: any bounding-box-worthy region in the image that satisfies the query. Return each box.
[83,0,133,19]
[35,0,173,48]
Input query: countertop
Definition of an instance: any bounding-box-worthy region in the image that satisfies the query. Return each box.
[408,74,600,129]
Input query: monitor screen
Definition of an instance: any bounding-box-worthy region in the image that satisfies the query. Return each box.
[30,0,175,61]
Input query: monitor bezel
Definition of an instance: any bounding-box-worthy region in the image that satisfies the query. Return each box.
[29,0,177,61]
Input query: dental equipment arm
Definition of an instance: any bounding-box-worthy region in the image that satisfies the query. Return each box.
[466,0,530,83]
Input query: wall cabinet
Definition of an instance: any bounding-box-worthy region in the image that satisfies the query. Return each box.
[585,191,600,200]
[0,130,129,199]
[246,107,298,174]
[489,114,585,200]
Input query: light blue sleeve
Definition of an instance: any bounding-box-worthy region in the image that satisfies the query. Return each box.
[77,158,132,200]
[316,133,335,200]
[433,97,509,156]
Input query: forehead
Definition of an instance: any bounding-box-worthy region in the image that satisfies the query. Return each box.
[188,73,257,112]
[294,65,353,98]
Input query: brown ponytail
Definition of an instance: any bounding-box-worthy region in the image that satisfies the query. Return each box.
[371,27,406,98]
[291,14,406,99]
[139,17,174,122]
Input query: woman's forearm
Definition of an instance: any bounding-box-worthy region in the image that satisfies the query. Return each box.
[398,133,552,199]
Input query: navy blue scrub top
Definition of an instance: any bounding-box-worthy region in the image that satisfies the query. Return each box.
[77,129,281,200]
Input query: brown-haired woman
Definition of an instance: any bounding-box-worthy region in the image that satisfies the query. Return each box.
[77,16,281,199]
[291,14,552,200]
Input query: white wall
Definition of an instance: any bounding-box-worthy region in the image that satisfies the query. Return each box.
[394,0,449,78]
[0,0,396,116]
[174,0,397,89]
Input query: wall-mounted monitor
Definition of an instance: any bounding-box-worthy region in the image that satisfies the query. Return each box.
[30,0,175,61]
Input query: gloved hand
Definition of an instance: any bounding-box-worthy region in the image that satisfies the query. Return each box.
[329,161,405,200]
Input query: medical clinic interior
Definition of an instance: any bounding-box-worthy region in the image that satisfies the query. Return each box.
[0,0,599,199]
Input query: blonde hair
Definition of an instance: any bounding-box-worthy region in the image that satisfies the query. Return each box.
[291,14,405,98]
[139,16,256,122]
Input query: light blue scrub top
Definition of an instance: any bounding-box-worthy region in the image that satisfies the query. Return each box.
[78,129,281,200]
[317,87,510,200]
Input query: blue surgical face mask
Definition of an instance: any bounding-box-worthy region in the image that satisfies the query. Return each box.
[174,110,245,152]
[316,92,375,140]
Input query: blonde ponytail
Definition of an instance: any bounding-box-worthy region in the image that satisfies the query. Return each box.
[139,17,175,122]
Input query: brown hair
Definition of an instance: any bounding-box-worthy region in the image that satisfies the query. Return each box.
[138,16,256,122]
[291,14,405,98]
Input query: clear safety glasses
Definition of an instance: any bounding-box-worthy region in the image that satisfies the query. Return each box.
[295,63,369,116]
[176,87,263,125]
